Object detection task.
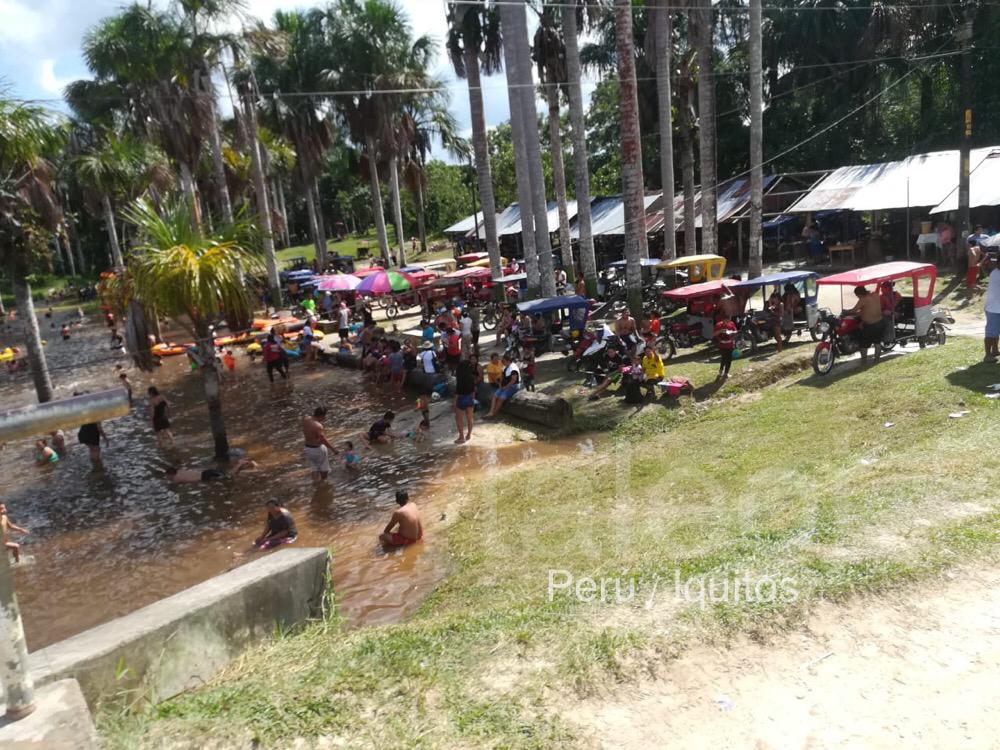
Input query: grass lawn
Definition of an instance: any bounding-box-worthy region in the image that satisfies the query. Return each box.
[277,231,454,267]
[99,338,1000,749]
[0,273,102,314]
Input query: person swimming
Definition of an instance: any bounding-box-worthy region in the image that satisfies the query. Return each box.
[164,459,258,484]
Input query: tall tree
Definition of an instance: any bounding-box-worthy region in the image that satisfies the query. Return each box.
[694,0,718,255]
[615,0,647,317]
[0,96,62,403]
[679,48,697,256]
[533,7,574,284]
[447,0,504,290]
[653,0,676,260]
[124,197,261,459]
[562,0,598,296]
[749,0,763,278]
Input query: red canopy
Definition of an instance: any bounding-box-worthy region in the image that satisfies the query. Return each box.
[353,266,384,278]
[662,279,730,300]
[407,271,439,287]
[444,266,492,280]
[456,252,489,264]
[818,262,935,286]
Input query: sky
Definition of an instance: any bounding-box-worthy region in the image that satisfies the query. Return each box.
[0,0,599,152]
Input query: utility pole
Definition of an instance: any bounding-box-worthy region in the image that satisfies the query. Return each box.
[957,8,975,248]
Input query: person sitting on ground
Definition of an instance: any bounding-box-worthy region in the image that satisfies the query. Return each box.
[303,407,337,480]
[486,354,520,417]
[49,429,66,457]
[486,352,503,386]
[254,499,298,550]
[845,285,884,364]
[367,411,396,443]
[587,347,625,400]
[343,441,362,469]
[641,346,665,397]
[165,459,259,484]
[379,489,423,548]
[34,438,59,465]
[1,504,29,564]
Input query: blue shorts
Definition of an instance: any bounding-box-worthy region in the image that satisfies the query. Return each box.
[987,312,1000,338]
[456,394,476,410]
[496,384,520,400]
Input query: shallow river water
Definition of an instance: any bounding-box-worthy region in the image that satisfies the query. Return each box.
[0,310,590,651]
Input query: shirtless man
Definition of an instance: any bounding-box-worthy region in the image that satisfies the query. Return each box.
[1,504,29,563]
[846,286,884,364]
[302,407,337,480]
[379,489,423,547]
[165,459,259,484]
[614,308,638,350]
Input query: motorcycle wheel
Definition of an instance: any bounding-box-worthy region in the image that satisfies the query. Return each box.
[812,341,835,375]
[482,310,498,331]
[922,321,946,347]
[809,325,821,342]
[735,327,757,355]
[566,356,582,373]
[376,297,389,310]
[657,337,676,361]
[385,304,399,320]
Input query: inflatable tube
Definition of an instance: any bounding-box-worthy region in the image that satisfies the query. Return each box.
[0,347,19,362]
[151,343,190,357]
[214,333,253,347]
[251,316,300,331]
[246,342,262,355]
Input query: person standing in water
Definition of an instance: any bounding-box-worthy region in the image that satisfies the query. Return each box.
[1,504,29,563]
[302,407,337,480]
[77,418,107,469]
[254,500,298,550]
[147,387,174,448]
[379,490,423,548]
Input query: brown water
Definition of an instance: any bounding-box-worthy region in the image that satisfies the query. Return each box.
[0,311,593,650]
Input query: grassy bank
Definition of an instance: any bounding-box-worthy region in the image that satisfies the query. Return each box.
[100,338,1000,749]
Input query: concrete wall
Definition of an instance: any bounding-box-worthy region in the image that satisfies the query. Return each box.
[27,547,330,708]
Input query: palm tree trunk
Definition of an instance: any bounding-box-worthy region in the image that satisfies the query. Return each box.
[615,0,648,318]
[206,77,234,225]
[102,193,124,268]
[563,4,598,296]
[388,155,406,267]
[270,180,284,248]
[464,46,503,294]
[313,177,328,269]
[749,0,764,278]
[178,161,202,230]
[680,59,698,256]
[695,0,718,255]
[61,231,77,277]
[365,134,392,266]
[13,275,53,403]
[305,183,324,267]
[278,181,291,247]
[415,175,428,255]
[195,321,229,460]
[242,83,281,305]
[545,84,574,285]
[69,217,86,274]
[655,0,677,260]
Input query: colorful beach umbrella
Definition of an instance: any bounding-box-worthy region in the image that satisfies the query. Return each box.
[315,274,361,291]
[356,270,415,295]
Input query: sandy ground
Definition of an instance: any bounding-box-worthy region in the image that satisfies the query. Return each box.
[564,566,1000,749]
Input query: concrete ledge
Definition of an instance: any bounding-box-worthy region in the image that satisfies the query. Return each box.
[28,547,331,708]
[0,679,97,750]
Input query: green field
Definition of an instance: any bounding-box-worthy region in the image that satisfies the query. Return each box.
[276,231,453,266]
[100,338,1000,749]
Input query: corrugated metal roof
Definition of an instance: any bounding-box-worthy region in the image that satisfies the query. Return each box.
[571,194,661,238]
[443,211,487,236]
[497,201,579,237]
[930,148,1000,213]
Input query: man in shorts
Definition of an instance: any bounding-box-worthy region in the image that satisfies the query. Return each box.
[846,286,884,364]
[379,489,423,547]
[338,301,351,342]
[453,357,477,444]
[302,407,336,480]
[983,253,1000,361]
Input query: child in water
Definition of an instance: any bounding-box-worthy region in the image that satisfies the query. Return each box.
[342,441,361,470]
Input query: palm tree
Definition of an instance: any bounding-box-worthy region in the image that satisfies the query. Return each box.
[748,0,763,278]
[331,0,435,269]
[694,0,718,255]
[447,0,504,287]
[124,197,262,459]
[259,128,295,248]
[0,96,62,403]
[653,0,676,260]
[562,0,598,295]
[533,7,574,284]
[679,48,697,256]
[615,0,647,317]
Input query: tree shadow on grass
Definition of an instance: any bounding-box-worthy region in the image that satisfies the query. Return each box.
[944,360,1000,395]
[794,350,909,389]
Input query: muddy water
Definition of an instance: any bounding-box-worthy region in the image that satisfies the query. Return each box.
[0,311,593,650]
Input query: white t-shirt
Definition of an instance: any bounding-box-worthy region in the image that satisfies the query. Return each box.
[420,349,437,373]
[987,269,1000,314]
[503,362,520,384]
[461,316,473,336]
[338,308,350,328]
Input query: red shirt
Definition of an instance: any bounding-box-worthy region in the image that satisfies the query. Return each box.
[446,332,461,356]
[650,318,661,335]
[713,320,737,350]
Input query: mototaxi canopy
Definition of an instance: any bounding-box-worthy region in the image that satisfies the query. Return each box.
[818,262,936,306]
[516,294,591,315]
[655,254,727,282]
[661,278,731,301]
[730,270,819,302]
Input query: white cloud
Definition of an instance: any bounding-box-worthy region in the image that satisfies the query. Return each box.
[39,59,72,95]
[0,0,43,43]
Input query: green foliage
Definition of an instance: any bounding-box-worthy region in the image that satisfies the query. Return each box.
[402,160,470,237]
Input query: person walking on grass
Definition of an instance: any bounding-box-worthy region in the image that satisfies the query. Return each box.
[147,387,174,448]
[983,253,1000,362]
[713,314,737,381]
[454,357,476,444]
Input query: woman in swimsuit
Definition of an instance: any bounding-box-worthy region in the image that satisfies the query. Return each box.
[77,420,107,469]
[147,387,174,448]
[34,439,59,465]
